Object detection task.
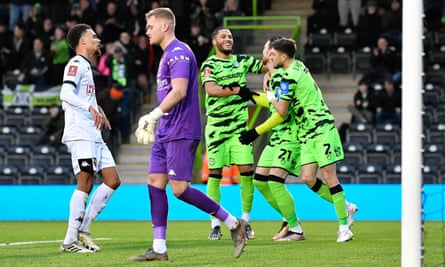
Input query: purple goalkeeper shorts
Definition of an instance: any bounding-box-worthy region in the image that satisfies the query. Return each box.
[149,139,199,181]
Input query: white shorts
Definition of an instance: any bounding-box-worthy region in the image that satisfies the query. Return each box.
[65,140,115,175]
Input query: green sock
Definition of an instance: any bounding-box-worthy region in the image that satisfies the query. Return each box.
[239,172,254,214]
[330,185,348,225]
[253,177,280,214]
[311,178,333,203]
[206,176,222,203]
[268,178,298,228]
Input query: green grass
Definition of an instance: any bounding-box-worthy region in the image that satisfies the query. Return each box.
[0,221,442,266]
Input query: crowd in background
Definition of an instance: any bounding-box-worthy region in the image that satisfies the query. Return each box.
[0,0,271,150]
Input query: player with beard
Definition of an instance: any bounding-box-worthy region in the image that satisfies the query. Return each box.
[59,23,122,253]
[200,26,268,240]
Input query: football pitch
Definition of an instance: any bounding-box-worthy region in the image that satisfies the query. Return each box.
[0,221,441,266]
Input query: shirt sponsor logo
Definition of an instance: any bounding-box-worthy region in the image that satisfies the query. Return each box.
[67,65,78,76]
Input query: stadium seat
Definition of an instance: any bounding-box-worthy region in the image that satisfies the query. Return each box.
[0,165,19,185]
[391,143,401,164]
[336,162,356,184]
[333,29,356,51]
[345,122,373,145]
[385,163,401,184]
[422,164,439,184]
[356,163,384,184]
[328,47,352,74]
[44,165,73,184]
[5,145,31,166]
[30,106,50,126]
[18,164,45,185]
[365,143,391,165]
[17,125,42,146]
[353,47,372,78]
[342,142,365,165]
[426,123,445,143]
[423,143,444,167]
[31,145,57,165]
[0,125,17,146]
[4,106,30,126]
[308,29,332,50]
[373,123,400,145]
[303,52,327,74]
[57,144,72,166]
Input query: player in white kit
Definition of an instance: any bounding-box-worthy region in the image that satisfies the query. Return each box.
[59,23,121,253]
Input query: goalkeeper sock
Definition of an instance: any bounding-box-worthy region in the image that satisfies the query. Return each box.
[310,178,333,203]
[253,174,281,214]
[239,171,254,217]
[268,176,299,228]
[63,189,87,244]
[79,183,115,233]
[329,184,348,225]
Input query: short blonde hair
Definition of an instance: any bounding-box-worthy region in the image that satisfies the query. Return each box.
[145,7,176,27]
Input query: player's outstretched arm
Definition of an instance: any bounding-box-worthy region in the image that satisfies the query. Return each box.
[239,112,286,144]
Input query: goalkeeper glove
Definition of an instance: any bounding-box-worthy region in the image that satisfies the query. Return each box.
[239,129,260,144]
[134,107,164,145]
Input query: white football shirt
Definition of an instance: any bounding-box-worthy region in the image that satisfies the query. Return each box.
[60,55,103,143]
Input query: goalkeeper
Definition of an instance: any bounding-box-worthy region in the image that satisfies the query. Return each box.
[200,26,268,241]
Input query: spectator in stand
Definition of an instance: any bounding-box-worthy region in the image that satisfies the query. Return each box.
[348,79,377,123]
[36,104,64,148]
[78,0,98,28]
[97,84,124,157]
[124,1,145,37]
[50,24,70,85]
[375,79,401,125]
[106,44,132,144]
[190,0,216,37]
[0,20,13,77]
[24,3,46,41]
[97,42,113,87]
[9,22,31,72]
[337,0,362,30]
[9,0,34,32]
[132,34,153,104]
[307,0,339,34]
[40,0,71,25]
[362,36,399,84]
[37,18,55,50]
[381,0,402,48]
[214,0,245,27]
[17,37,52,86]
[214,0,245,53]
[186,20,211,66]
[356,1,383,49]
[98,1,125,44]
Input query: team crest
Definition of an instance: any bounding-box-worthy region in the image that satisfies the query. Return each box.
[67,65,78,76]
[233,61,240,67]
[203,68,211,77]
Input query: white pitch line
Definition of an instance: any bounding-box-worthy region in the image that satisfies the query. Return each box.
[0,238,112,247]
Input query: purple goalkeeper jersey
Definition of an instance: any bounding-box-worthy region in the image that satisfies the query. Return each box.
[155,39,202,142]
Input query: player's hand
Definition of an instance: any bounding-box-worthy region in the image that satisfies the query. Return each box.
[266,90,276,102]
[239,129,259,144]
[134,125,155,145]
[238,86,260,103]
[137,107,164,129]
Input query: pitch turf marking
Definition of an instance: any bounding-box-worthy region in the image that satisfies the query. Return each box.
[0,238,112,247]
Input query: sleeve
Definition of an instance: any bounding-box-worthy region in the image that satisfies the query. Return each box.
[59,61,91,111]
[255,112,286,135]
